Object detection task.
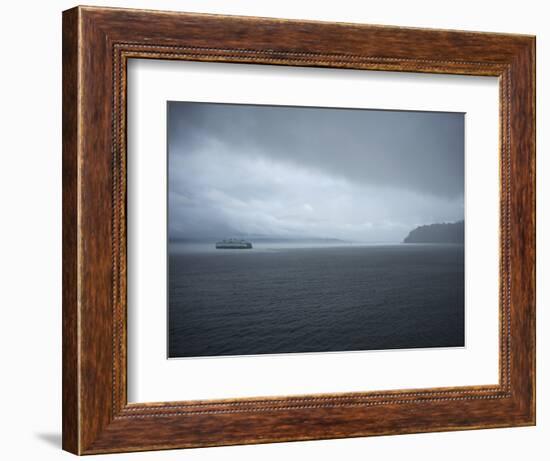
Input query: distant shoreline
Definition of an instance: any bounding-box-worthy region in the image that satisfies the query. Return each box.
[403,221,464,244]
[169,241,464,255]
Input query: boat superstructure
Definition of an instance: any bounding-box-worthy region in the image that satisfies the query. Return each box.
[215,239,253,249]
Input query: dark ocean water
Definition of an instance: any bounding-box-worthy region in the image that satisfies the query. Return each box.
[168,243,464,358]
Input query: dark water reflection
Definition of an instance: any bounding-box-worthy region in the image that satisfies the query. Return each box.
[168,244,464,358]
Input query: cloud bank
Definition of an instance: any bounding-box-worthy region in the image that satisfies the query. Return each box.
[168,102,464,243]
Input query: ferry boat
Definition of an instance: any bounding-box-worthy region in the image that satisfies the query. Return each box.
[215,239,253,249]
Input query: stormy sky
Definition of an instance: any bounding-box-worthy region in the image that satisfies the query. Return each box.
[168,102,464,243]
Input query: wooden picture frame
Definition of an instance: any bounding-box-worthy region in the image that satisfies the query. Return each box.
[62,5,535,455]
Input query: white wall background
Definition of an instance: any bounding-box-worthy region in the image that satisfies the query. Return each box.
[0,1,545,459]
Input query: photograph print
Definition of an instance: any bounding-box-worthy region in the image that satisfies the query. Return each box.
[168,101,465,359]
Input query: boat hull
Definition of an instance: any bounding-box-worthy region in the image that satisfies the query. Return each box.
[215,242,253,249]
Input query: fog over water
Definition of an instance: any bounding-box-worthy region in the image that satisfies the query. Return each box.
[168,102,464,243]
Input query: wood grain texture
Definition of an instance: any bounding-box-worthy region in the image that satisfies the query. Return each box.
[62,7,80,454]
[62,5,536,455]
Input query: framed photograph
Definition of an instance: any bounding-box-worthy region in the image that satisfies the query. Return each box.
[62,6,535,455]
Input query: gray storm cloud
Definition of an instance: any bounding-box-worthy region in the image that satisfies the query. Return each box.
[168,102,464,243]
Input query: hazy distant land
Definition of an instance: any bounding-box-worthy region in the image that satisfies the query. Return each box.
[403,221,464,244]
